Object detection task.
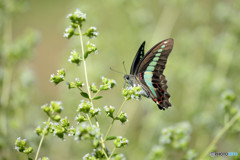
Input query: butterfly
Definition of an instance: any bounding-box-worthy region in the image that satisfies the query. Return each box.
[124,38,174,110]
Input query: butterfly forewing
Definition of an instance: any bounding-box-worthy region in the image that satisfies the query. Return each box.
[136,38,173,74]
[130,41,145,74]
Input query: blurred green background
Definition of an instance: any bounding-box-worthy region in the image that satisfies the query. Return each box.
[1,0,240,159]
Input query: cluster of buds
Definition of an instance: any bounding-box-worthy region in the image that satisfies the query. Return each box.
[14,137,33,155]
[100,76,117,91]
[84,41,98,59]
[114,136,129,148]
[41,101,63,120]
[68,49,81,65]
[68,78,84,89]
[122,85,142,100]
[63,9,99,40]
[104,105,128,124]
[50,69,65,85]
[75,123,100,141]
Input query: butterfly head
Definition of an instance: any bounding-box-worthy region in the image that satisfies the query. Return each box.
[124,74,136,87]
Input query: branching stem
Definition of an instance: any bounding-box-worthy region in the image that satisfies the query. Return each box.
[104,99,127,142]
[35,118,51,160]
[77,25,109,160]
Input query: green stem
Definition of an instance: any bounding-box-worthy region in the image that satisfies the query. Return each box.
[34,118,51,160]
[91,90,100,100]
[86,114,92,126]
[104,99,127,141]
[77,25,92,100]
[198,112,240,160]
[77,25,109,160]
[109,147,116,159]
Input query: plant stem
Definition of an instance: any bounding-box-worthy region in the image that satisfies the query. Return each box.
[198,112,240,160]
[35,118,51,160]
[77,25,109,160]
[104,99,127,141]
[109,147,116,159]
[77,25,92,100]
[91,90,100,100]
[86,114,92,126]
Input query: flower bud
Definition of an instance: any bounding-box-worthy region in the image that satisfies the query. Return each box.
[114,136,129,148]
[117,112,128,124]
[104,105,115,118]
[50,69,65,85]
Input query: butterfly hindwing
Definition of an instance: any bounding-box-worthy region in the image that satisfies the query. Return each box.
[136,38,174,110]
[130,41,145,74]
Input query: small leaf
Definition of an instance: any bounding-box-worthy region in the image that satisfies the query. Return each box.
[93,96,103,100]
[106,136,117,141]
[84,52,89,59]
[80,92,89,99]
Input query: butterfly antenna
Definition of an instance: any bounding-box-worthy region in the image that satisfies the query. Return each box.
[122,61,127,74]
[110,67,125,75]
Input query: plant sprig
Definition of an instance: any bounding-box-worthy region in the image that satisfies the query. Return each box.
[15,8,142,160]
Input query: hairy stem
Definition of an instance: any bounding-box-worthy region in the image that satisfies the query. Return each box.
[35,118,51,160]
[198,112,240,160]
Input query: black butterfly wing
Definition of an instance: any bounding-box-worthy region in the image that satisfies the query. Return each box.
[136,38,174,110]
[130,41,145,74]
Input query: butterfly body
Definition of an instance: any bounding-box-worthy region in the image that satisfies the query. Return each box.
[124,38,174,110]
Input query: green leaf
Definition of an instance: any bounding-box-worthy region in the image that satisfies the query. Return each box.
[80,92,89,99]
[106,136,117,141]
[84,52,89,59]
[93,96,103,100]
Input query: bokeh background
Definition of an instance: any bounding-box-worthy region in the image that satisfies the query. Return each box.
[1,0,240,159]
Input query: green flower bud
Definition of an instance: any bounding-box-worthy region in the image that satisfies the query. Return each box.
[53,114,61,122]
[63,26,75,39]
[122,85,142,100]
[90,83,98,93]
[101,76,108,84]
[83,153,96,160]
[68,127,76,136]
[50,69,65,85]
[75,78,83,88]
[114,136,129,148]
[61,117,70,127]
[117,112,128,124]
[77,101,92,113]
[53,125,65,139]
[90,108,101,117]
[68,49,81,65]
[35,126,42,136]
[104,105,115,118]
[68,9,86,26]
[84,42,98,59]
[14,137,26,152]
[75,114,86,123]
[122,89,128,96]
[84,26,98,39]
[23,147,33,154]
[50,101,63,113]
[93,138,100,148]
[41,104,50,114]
[68,82,76,89]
